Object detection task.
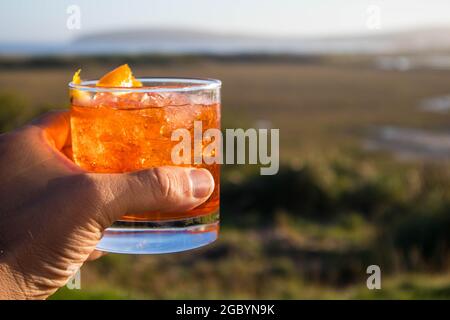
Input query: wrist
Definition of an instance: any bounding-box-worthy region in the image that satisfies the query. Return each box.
[0,259,28,300]
[0,251,57,300]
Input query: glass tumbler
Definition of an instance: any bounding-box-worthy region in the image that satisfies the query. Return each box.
[69,78,221,254]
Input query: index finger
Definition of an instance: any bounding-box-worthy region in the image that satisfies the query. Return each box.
[30,110,71,151]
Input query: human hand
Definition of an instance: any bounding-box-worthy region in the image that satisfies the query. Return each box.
[0,111,214,299]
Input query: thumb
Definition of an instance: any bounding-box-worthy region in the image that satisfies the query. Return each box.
[91,166,215,226]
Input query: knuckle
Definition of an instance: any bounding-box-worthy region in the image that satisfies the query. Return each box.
[147,167,192,200]
[70,174,104,203]
[151,167,173,198]
[66,174,115,229]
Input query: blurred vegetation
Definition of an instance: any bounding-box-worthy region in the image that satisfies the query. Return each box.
[1,55,450,299]
[0,91,58,133]
[0,92,29,132]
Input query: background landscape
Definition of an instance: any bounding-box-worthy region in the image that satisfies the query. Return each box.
[1,0,450,299]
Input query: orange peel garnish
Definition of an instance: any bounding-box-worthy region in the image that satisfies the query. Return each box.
[70,68,91,103]
[96,64,142,88]
[72,68,82,85]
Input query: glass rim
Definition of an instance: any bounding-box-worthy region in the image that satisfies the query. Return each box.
[68,77,222,93]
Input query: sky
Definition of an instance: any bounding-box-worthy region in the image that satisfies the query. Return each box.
[1,0,450,43]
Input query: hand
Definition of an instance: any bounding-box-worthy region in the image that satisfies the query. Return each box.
[0,111,214,299]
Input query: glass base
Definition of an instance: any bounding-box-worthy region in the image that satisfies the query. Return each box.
[96,212,219,254]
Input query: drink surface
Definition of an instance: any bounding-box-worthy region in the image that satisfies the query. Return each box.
[70,90,220,221]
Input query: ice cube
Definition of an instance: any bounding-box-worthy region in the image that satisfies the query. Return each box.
[93,92,118,108]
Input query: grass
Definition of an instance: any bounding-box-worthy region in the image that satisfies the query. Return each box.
[52,269,450,300]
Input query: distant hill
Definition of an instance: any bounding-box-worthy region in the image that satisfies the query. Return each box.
[71,27,450,54]
[2,27,450,55]
[74,29,253,43]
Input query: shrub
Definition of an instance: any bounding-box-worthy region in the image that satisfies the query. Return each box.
[0,92,28,133]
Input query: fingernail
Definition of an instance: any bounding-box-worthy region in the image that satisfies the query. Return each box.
[189,169,213,198]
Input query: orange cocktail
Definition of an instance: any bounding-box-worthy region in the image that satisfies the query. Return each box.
[69,65,221,254]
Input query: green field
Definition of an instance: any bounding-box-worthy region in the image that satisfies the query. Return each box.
[1,55,450,299]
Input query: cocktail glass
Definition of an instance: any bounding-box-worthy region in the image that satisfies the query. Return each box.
[69,78,221,254]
